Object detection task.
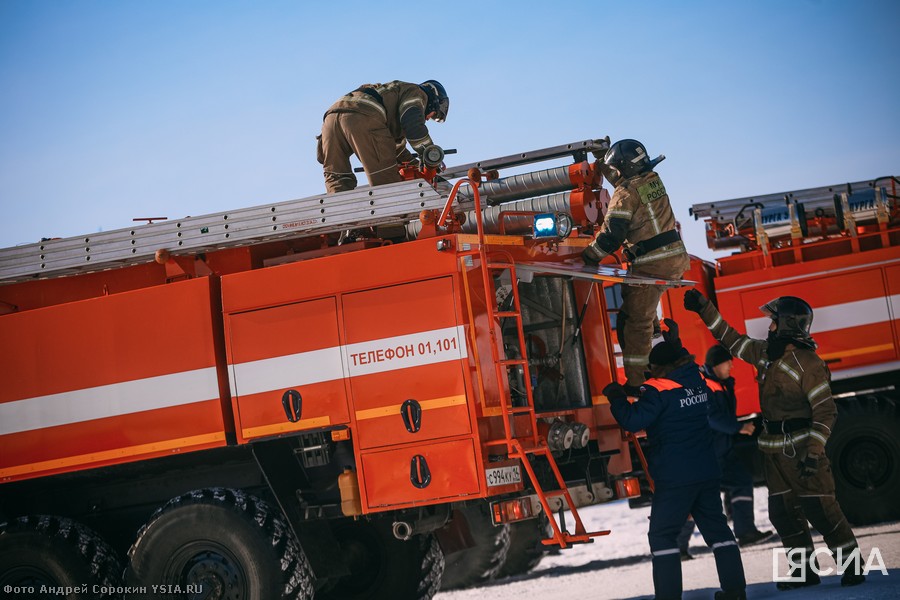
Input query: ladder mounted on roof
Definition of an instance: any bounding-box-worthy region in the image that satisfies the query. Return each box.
[0,180,447,283]
[0,138,612,284]
[690,176,899,251]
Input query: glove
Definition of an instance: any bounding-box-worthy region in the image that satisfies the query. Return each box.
[582,243,604,266]
[602,382,627,402]
[797,454,819,478]
[683,289,708,313]
[661,318,682,350]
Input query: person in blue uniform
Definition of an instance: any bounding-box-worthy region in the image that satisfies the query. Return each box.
[679,345,773,558]
[704,344,773,547]
[605,320,747,600]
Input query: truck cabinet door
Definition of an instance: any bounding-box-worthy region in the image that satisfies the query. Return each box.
[226,297,350,441]
[342,277,471,450]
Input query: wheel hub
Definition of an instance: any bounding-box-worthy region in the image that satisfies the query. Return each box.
[842,437,892,490]
[167,543,248,600]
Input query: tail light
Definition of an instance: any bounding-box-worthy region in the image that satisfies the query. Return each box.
[615,477,641,499]
[490,497,535,525]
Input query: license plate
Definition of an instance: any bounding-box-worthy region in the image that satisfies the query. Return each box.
[485,465,522,487]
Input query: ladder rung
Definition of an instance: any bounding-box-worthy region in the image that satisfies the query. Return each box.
[543,490,567,498]
[541,531,610,547]
[507,406,533,415]
[498,359,527,367]
[509,444,542,457]
[488,261,515,269]
[494,311,520,318]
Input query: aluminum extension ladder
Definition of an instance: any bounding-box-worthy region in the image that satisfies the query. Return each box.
[0,179,448,283]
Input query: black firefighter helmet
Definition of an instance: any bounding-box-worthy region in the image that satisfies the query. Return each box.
[760,296,815,346]
[603,138,665,184]
[419,80,449,123]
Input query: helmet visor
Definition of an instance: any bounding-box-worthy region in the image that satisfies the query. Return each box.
[759,299,779,318]
[432,97,449,123]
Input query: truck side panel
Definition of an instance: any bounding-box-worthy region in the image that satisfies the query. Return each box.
[219,240,484,513]
[0,278,230,482]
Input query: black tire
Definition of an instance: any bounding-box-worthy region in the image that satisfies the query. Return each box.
[316,518,443,600]
[126,488,314,600]
[440,505,510,590]
[0,515,122,599]
[496,516,552,578]
[828,395,900,525]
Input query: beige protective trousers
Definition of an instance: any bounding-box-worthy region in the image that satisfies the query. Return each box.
[620,255,689,387]
[764,452,858,556]
[319,111,403,194]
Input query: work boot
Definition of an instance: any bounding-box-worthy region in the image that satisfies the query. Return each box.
[775,570,820,590]
[714,592,746,600]
[680,549,693,561]
[738,529,774,547]
[841,571,865,586]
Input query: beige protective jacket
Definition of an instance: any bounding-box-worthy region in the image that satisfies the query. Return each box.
[589,171,689,272]
[696,301,836,456]
[324,81,434,160]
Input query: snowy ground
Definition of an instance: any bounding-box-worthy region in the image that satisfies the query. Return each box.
[435,487,900,599]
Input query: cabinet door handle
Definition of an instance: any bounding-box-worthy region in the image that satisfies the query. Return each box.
[401,399,422,433]
[410,455,431,488]
[281,389,302,423]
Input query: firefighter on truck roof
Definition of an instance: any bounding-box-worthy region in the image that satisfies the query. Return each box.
[317,80,449,194]
[605,319,747,600]
[582,138,689,394]
[684,290,866,589]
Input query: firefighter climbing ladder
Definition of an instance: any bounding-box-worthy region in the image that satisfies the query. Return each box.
[441,177,609,548]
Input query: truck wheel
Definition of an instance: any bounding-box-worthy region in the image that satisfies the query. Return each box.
[317,518,443,600]
[440,505,510,590]
[126,488,314,599]
[496,516,551,578]
[0,515,122,599]
[829,396,900,525]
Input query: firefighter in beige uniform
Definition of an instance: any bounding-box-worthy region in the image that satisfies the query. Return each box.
[318,80,449,194]
[684,291,864,589]
[582,139,690,392]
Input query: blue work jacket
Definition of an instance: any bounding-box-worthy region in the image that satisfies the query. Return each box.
[610,361,720,489]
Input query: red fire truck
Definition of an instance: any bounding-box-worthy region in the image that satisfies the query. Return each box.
[659,176,900,525]
[0,139,669,599]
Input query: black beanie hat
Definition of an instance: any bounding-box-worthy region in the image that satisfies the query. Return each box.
[648,340,681,367]
[705,344,732,370]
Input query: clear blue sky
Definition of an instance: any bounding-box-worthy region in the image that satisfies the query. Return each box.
[1,0,898,260]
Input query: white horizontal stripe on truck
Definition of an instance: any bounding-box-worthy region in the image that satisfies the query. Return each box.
[4,326,470,436]
[0,367,220,436]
